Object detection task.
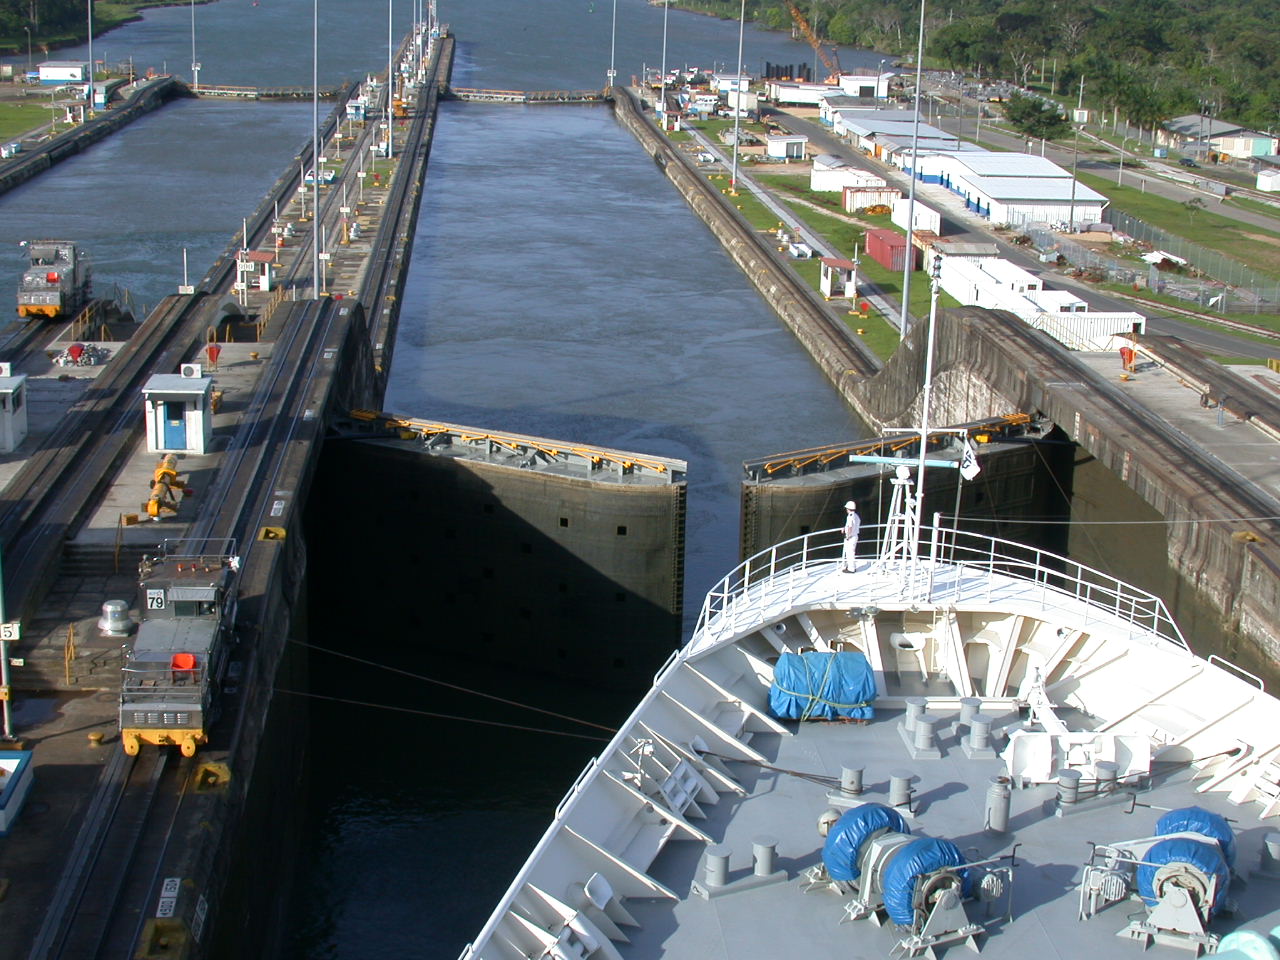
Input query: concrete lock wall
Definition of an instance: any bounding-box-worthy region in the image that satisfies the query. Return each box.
[307,439,687,686]
[855,306,1280,664]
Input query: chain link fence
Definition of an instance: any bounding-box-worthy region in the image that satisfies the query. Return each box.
[1016,218,1280,315]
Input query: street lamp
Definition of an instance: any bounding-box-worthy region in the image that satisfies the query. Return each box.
[898,0,927,341]
[606,0,617,91]
[729,0,745,192]
[86,0,93,115]
[23,26,31,77]
[189,0,200,91]
[658,0,668,123]
[312,0,320,296]
[386,0,393,159]
[877,57,887,97]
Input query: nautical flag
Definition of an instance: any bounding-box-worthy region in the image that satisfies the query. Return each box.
[959,439,981,481]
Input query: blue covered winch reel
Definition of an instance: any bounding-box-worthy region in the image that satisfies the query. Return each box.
[1079,805,1236,953]
[804,804,1013,957]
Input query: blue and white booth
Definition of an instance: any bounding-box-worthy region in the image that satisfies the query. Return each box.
[143,365,214,456]
[0,750,34,835]
[0,363,29,453]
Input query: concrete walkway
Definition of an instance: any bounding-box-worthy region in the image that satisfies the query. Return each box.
[1078,350,1280,506]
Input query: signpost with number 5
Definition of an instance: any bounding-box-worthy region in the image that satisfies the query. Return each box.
[0,558,16,740]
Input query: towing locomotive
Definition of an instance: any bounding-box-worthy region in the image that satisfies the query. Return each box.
[16,240,92,319]
[119,541,238,757]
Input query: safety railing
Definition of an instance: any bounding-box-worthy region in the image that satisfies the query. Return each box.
[692,522,1189,653]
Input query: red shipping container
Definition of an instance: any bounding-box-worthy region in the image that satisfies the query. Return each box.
[864,228,920,272]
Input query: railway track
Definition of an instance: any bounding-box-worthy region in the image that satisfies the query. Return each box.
[26,750,189,960]
[999,316,1280,529]
[16,38,449,960]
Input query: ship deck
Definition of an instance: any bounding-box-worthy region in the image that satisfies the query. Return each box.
[620,705,1280,958]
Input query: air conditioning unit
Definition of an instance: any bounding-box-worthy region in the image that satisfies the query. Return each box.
[180,363,202,379]
[0,363,11,377]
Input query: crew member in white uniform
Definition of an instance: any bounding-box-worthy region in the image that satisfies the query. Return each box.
[841,501,860,573]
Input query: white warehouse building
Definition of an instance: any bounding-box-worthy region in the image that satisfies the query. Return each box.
[939,255,1144,349]
[904,152,1107,227]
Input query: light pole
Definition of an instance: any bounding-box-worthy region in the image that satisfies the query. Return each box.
[23,26,31,77]
[312,0,319,296]
[86,0,93,115]
[658,0,669,123]
[189,0,200,91]
[898,0,927,340]
[386,0,393,159]
[606,0,617,91]
[729,0,745,192]
[877,57,887,97]
[1068,121,1080,231]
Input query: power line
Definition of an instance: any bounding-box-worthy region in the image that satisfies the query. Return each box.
[290,638,617,732]
[274,688,613,742]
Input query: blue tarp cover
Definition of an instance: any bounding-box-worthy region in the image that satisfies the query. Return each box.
[1156,806,1237,867]
[882,837,968,926]
[1137,837,1229,915]
[822,804,910,882]
[769,651,877,721]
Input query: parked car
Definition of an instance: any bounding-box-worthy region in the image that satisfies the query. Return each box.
[1178,157,1199,168]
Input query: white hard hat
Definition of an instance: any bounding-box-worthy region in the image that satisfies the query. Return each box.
[844,501,857,510]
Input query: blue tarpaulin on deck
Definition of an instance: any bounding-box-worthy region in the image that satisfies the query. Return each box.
[769,651,876,721]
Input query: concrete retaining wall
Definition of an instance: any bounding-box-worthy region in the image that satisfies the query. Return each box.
[857,305,1280,665]
[0,76,181,197]
[610,89,878,400]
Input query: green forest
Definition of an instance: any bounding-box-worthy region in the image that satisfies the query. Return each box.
[675,0,1280,133]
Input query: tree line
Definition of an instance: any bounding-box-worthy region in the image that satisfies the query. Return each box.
[1,0,98,46]
[680,0,1280,134]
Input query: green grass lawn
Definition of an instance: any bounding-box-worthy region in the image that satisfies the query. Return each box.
[0,101,50,142]
[1076,171,1280,279]
[1225,195,1280,220]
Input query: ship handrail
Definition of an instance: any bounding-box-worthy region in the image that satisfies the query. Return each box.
[693,523,1190,652]
[1207,654,1265,690]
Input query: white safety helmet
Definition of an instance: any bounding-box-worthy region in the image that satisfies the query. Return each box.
[844,501,857,511]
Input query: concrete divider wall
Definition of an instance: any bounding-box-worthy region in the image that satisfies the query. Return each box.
[161,299,380,958]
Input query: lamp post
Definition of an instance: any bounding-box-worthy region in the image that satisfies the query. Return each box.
[729,0,745,192]
[86,0,93,115]
[1068,120,1080,232]
[898,0,927,340]
[658,0,669,123]
[312,0,320,297]
[877,57,887,97]
[23,26,32,77]
[606,0,617,91]
[189,0,200,91]
[386,0,393,159]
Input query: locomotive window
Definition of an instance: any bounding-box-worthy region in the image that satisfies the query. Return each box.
[173,600,218,617]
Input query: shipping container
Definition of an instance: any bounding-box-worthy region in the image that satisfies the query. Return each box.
[864,228,919,272]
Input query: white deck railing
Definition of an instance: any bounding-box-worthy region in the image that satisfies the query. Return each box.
[693,523,1189,652]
